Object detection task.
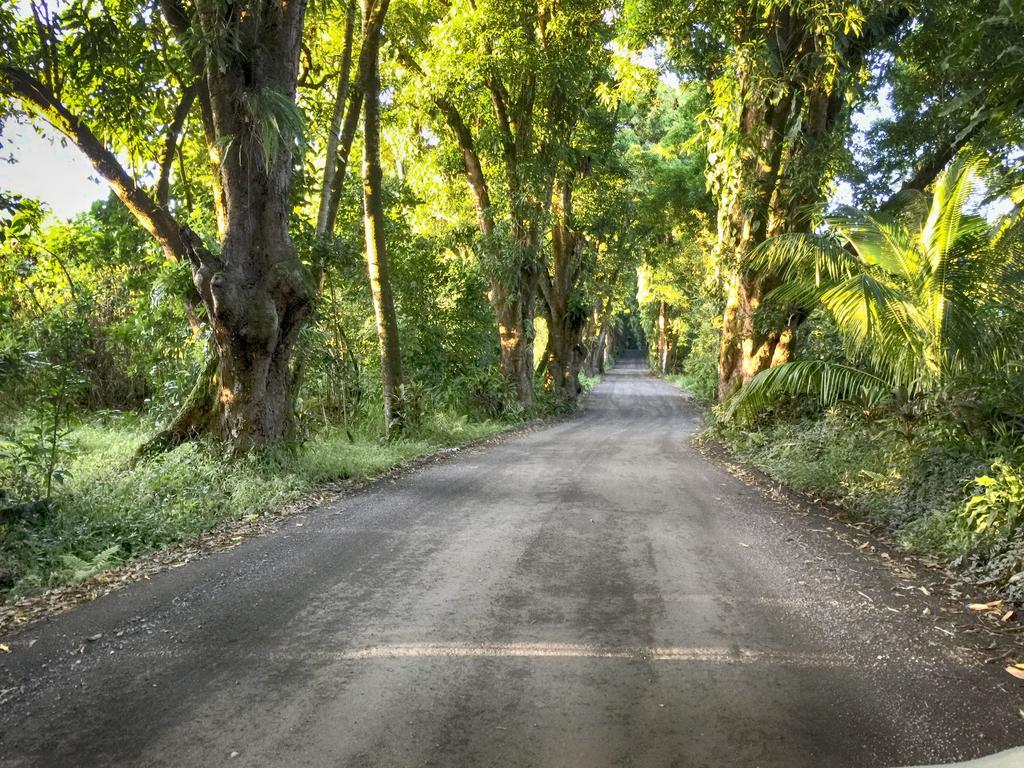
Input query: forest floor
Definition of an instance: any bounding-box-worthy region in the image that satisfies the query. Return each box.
[1,353,1023,767]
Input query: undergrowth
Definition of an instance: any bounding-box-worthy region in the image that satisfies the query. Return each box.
[0,409,509,602]
[710,406,1024,600]
[660,370,1024,601]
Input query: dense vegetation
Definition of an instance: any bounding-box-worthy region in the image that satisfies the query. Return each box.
[2,0,1023,601]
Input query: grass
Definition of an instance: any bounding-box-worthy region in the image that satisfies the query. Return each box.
[658,373,1024,599]
[0,410,510,601]
[713,406,1024,598]
[663,372,716,403]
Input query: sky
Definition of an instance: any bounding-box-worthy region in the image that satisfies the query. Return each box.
[1,121,107,220]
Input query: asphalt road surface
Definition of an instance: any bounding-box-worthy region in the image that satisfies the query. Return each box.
[1,352,1022,767]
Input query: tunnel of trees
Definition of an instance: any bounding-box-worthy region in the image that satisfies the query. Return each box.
[2,0,1024,601]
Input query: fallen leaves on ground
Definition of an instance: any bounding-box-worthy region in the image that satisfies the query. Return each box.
[1005,664,1024,680]
[969,600,1005,612]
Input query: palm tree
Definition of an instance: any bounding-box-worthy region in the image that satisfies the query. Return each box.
[728,156,1024,421]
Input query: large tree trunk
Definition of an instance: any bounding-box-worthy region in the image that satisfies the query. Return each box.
[360,0,404,434]
[539,181,587,399]
[4,0,315,452]
[175,0,313,450]
[713,39,795,399]
[490,270,538,407]
[712,7,904,402]
[717,272,784,399]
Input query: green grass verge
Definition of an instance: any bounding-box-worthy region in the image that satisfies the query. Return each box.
[660,376,1024,600]
[0,411,509,602]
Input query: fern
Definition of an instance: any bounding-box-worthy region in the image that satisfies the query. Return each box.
[237,87,307,172]
[58,545,121,584]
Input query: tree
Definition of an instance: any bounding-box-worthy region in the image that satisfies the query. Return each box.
[626,0,908,399]
[707,3,909,400]
[359,0,405,434]
[849,0,1024,209]
[730,157,1024,419]
[1,0,314,451]
[399,0,614,406]
[537,175,589,395]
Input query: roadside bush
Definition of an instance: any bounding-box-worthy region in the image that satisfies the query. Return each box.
[962,459,1024,541]
[714,401,1024,597]
[0,410,510,601]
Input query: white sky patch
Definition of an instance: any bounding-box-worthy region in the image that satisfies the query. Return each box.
[1,121,106,220]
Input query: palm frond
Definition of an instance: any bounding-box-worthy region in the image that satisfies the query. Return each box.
[830,209,920,280]
[922,155,983,272]
[733,154,1011,420]
[749,232,857,285]
[727,360,892,422]
[817,272,907,352]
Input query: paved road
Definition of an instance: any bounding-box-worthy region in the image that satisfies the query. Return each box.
[1,353,1022,767]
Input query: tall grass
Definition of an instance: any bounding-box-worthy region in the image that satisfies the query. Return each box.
[1,411,508,600]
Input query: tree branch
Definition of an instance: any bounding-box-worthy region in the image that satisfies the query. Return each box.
[156,81,198,207]
[1,65,188,262]
[434,98,495,236]
[321,0,391,236]
[486,78,517,170]
[317,0,359,236]
[879,114,989,211]
[392,42,495,237]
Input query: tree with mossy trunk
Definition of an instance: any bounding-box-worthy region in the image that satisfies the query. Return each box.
[1,0,314,451]
[396,0,613,406]
[537,177,588,397]
[625,0,908,400]
[704,3,909,401]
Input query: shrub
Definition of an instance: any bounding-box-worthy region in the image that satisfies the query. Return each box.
[962,459,1024,541]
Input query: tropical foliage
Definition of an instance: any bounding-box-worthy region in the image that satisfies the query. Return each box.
[729,157,1024,419]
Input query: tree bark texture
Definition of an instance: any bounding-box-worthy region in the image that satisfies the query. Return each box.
[539,180,587,398]
[359,0,404,434]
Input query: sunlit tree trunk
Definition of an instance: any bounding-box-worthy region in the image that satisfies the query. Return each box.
[657,300,675,374]
[490,263,539,407]
[713,7,907,401]
[539,180,587,398]
[360,0,404,434]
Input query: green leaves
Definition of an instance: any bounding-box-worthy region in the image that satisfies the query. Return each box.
[727,359,892,422]
[962,459,1024,540]
[731,156,1024,420]
[237,87,308,173]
